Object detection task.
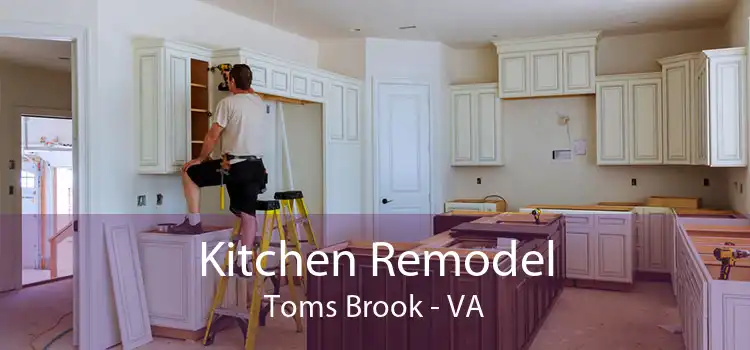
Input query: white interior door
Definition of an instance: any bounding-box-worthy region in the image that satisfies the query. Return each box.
[375,82,431,243]
[21,159,42,269]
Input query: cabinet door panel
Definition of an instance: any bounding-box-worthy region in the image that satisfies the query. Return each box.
[137,49,162,171]
[565,226,592,279]
[595,233,628,281]
[647,213,668,272]
[693,60,709,165]
[710,56,747,166]
[499,53,529,97]
[327,82,345,141]
[345,85,360,141]
[168,51,190,169]
[531,50,563,95]
[630,78,663,164]
[476,91,499,162]
[663,62,692,164]
[564,47,595,94]
[290,70,310,98]
[451,91,473,164]
[596,81,629,164]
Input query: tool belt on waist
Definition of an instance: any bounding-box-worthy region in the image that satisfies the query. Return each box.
[223,154,262,161]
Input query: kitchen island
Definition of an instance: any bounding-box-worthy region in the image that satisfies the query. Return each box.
[672,215,750,350]
[306,213,565,350]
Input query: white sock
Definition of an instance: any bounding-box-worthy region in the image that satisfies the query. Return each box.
[187,213,201,225]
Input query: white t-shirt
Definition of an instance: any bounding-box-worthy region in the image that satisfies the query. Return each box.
[213,93,265,158]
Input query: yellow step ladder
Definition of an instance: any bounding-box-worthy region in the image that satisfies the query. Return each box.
[202,191,319,350]
[275,190,319,289]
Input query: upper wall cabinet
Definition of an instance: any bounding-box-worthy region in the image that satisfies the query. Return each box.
[658,48,747,167]
[493,32,601,99]
[450,83,503,166]
[135,39,212,174]
[596,73,663,165]
[213,49,330,105]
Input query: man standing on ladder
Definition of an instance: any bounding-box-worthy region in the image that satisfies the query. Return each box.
[171,64,267,264]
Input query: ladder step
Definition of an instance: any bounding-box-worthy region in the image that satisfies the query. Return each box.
[215,308,250,320]
[274,216,309,229]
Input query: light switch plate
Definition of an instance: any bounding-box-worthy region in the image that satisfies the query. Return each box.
[573,139,587,155]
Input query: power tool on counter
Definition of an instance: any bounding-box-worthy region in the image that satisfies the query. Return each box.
[713,242,750,280]
[530,208,543,225]
[209,63,234,91]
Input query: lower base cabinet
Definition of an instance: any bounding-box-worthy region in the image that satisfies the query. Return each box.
[137,228,231,331]
[307,228,564,350]
[520,208,634,284]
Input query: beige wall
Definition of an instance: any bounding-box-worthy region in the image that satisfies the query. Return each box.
[0,60,72,214]
[445,27,732,210]
[282,103,324,214]
[726,0,750,214]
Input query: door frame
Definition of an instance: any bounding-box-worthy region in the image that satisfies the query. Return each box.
[0,21,93,348]
[370,78,434,239]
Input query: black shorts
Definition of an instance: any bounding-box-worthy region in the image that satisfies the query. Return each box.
[186,158,267,216]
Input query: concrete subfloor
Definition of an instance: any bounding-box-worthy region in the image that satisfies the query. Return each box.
[1,279,683,350]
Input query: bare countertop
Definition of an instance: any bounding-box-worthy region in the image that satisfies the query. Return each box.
[523,204,636,212]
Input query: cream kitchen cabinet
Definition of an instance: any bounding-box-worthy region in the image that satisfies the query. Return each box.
[449,83,503,166]
[520,208,635,284]
[659,54,696,165]
[634,206,672,274]
[696,48,747,167]
[135,39,212,174]
[494,32,600,99]
[327,80,361,142]
[137,228,232,331]
[659,48,747,167]
[596,73,663,165]
[213,48,329,104]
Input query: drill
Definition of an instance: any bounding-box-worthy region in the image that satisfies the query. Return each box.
[530,209,543,225]
[209,63,234,91]
[713,242,750,280]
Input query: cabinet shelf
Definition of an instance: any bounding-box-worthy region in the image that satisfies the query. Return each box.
[190,83,207,88]
[190,108,209,113]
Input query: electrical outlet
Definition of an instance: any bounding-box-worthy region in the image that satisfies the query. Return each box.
[476,177,482,185]
[137,195,146,206]
[703,178,710,187]
[156,193,163,206]
[631,178,637,186]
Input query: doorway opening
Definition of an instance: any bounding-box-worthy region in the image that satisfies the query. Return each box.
[21,115,74,286]
[0,34,75,289]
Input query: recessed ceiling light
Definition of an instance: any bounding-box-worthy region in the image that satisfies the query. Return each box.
[398,25,417,30]
[349,28,361,32]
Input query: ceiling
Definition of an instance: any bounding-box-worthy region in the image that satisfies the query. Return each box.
[202,0,737,48]
[0,37,71,71]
